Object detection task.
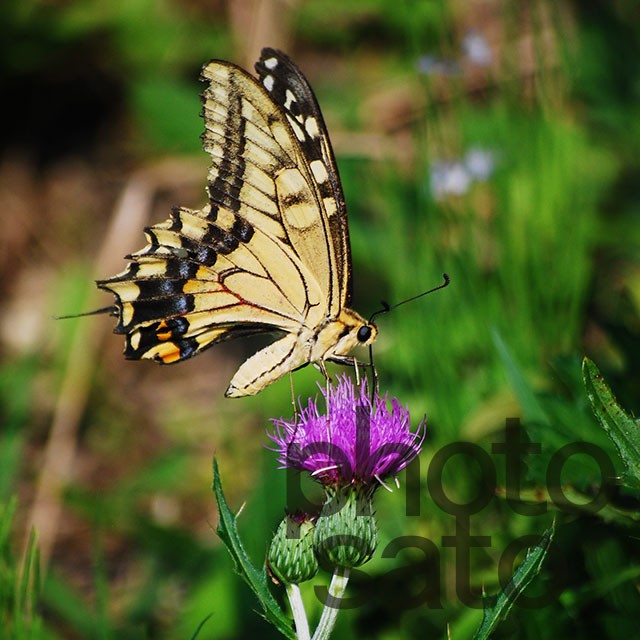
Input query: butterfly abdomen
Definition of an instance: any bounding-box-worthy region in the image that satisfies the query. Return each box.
[224,309,376,397]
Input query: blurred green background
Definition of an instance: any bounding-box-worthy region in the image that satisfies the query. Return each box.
[1,0,640,638]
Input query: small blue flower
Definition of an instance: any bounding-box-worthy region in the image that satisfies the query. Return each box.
[464,148,496,181]
[430,161,472,200]
[463,31,492,67]
[429,147,497,200]
[417,55,460,77]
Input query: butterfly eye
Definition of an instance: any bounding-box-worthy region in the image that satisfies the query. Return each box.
[357,325,372,343]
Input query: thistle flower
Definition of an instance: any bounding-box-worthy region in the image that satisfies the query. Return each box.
[268,375,425,489]
[268,376,425,568]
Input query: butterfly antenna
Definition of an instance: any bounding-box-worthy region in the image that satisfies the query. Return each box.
[368,273,450,325]
[288,372,299,424]
[55,306,117,320]
[366,273,449,401]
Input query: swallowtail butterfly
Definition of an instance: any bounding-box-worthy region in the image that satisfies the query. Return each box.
[98,48,377,397]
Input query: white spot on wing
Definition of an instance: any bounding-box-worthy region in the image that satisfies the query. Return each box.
[130,332,141,350]
[305,117,320,138]
[284,89,296,110]
[121,300,136,326]
[263,75,275,91]
[323,196,337,217]
[264,57,278,70]
[286,114,306,141]
[310,159,329,184]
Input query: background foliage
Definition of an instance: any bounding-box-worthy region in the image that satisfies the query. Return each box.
[1,0,639,638]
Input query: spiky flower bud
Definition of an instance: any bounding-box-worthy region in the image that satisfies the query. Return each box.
[314,485,378,568]
[268,514,318,584]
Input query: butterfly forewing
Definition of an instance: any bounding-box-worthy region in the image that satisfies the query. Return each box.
[255,48,352,308]
[200,62,338,312]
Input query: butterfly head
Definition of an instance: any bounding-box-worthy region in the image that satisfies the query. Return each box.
[314,308,377,364]
[341,307,377,348]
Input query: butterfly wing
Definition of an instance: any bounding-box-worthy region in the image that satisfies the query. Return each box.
[97,202,320,364]
[98,53,352,395]
[255,48,352,309]
[200,60,342,315]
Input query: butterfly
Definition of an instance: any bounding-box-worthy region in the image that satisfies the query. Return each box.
[97,48,377,397]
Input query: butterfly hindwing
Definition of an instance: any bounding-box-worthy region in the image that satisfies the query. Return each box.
[98,202,324,362]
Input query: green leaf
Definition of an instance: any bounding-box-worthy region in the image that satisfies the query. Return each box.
[212,458,295,639]
[0,498,42,637]
[472,524,554,640]
[582,357,640,489]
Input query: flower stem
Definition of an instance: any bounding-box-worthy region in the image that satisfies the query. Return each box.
[286,583,310,640]
[312,566,351,640]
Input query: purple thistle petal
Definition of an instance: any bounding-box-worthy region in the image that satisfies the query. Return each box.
[267,376,425,488]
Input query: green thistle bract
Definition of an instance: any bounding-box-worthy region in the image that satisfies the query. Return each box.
[313,485,378,568]
[268,514,318,584]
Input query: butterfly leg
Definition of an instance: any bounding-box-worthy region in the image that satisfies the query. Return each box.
[329,355,378,399]
[353,359,361,386]
[367,344,379,400]
[310,360,333,420]
[328,355,372,372]
[313,360,333,383]
[289,372,299,423]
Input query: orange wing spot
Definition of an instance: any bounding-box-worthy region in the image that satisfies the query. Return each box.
[150,342,182,364]
[155,321,172,341]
